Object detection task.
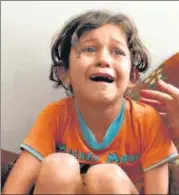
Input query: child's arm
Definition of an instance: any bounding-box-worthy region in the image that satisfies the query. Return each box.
[144,162,169,194]
[2,150,41,194]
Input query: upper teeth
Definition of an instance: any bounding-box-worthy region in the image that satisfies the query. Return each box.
[90,75,114,83]
[90,75,112,79]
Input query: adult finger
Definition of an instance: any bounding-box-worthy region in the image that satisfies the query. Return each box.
[158,112,167,117]
[158,113,171,128]
[140,89,173,105]
[139,97,165,113]
[157,80,179,100]
[159,112,168,122]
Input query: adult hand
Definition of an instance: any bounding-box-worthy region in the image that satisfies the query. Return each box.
[140,80,179,140]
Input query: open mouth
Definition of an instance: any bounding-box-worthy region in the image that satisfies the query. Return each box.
[89,74,114,83]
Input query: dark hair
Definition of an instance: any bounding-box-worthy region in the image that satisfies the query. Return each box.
[49,10,150,94]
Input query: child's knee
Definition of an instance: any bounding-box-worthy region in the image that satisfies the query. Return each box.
[42,153,80,169]
[37,153,80,185]
[86,163,128,182]
[85,163,134,193]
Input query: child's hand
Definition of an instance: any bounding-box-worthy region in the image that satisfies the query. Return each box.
[140,80,179,139]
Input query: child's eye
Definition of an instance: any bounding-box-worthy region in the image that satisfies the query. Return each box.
[82,46,96,52]
[112,49,125,56]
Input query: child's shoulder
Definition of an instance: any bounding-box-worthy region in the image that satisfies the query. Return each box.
[125,97,160,121]
[125,98,165,137]
[40,97,74,115]
[48,96,73,107]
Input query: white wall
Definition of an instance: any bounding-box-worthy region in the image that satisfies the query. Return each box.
[1,1,179,153]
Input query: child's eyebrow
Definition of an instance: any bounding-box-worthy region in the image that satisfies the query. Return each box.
[80,37,98,43]
[111,38,127,47]
[81,37,127,47]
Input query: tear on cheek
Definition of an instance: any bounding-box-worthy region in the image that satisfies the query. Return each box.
[76,50,81,58]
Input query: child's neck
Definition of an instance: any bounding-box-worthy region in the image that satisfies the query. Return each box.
[75,97,124,142]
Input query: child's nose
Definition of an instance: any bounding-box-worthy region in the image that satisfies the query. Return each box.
[97,50,112,68]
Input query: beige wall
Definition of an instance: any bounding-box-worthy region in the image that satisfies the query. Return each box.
[1,1,179,152]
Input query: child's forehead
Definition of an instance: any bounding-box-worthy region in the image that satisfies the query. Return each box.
[78,24,127,44]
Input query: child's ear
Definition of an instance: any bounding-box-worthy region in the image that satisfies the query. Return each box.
[56,66,71,85]
[128,66,139,88]
[128,80,136,89]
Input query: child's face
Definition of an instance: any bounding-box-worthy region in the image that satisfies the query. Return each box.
[68,24,131,104]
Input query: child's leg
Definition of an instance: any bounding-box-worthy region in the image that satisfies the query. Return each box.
[33,153,83,194]
[84,163,139,194]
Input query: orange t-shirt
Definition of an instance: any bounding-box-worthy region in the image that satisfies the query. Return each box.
[20,97,178,190]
